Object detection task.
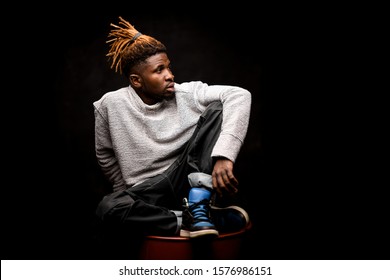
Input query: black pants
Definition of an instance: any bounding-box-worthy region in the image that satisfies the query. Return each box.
[96,101,223,237]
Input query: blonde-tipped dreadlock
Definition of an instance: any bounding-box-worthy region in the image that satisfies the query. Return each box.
[106,16,167,77]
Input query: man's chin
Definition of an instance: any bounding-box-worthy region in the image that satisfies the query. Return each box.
[163,92,175,100]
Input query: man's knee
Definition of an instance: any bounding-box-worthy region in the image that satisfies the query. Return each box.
[205,101,222,112]
[199,101,223,123]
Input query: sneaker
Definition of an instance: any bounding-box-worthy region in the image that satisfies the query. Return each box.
[180,188,219,238]
[210,205,250,233]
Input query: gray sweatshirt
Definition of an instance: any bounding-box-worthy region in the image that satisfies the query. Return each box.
[93,81,251,192]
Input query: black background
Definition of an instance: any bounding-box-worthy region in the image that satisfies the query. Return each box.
[2,4,387,260]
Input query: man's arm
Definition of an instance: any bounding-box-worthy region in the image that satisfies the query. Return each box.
[94,105,127,192]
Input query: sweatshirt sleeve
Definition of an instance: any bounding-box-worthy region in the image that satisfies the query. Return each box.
[93,99,127,192]
[191,82,252,162]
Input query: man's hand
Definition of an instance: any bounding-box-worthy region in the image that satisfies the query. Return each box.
[212,157,239,197]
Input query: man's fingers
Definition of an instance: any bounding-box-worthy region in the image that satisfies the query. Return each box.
[212,175,223,196]
[213,171,238,195]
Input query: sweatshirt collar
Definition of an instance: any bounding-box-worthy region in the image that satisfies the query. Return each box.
[127,86,165,112]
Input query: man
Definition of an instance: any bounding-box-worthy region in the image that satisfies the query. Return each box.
[94,17,252,239]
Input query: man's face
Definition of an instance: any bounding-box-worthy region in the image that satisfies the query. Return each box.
[133,52,175,105]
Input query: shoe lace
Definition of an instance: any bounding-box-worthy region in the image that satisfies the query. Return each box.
[188,199,211,223]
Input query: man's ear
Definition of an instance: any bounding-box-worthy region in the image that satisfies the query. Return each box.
[130,74,142,88]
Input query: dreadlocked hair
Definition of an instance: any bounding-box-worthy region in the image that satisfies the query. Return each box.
[106,16,167,77]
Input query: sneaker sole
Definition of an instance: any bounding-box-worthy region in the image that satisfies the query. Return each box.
[180,229,219,238]
[190,229,219,238]
[180,229,191,238]
[211,205,250,225]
